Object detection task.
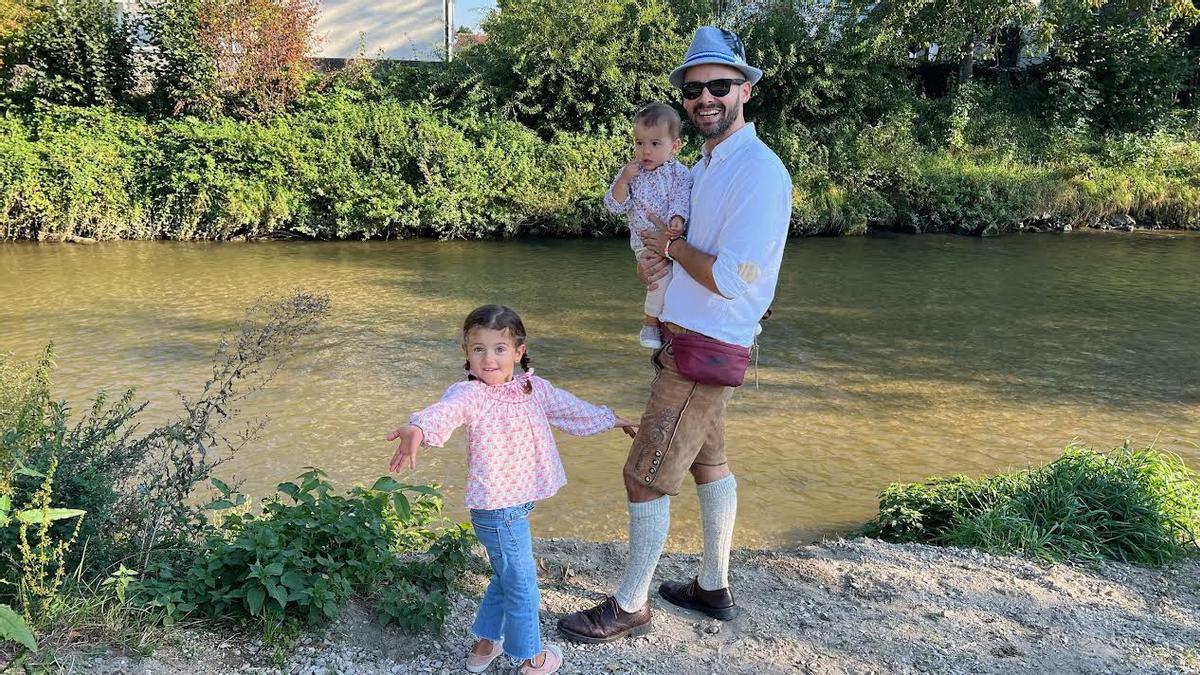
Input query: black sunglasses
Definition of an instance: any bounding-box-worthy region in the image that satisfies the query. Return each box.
[680,78,747,100]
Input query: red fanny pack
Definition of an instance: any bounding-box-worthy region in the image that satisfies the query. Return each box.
[665,328,750,388]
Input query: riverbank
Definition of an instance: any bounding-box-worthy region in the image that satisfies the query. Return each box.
[2,103,1199,243]
[71,537,1199,675]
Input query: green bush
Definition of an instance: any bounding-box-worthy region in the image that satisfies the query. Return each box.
[862,443,1200,565]
[0,0,135,108]
[737,1,913,142]
[0,103,631,240]
[0,292,331,585]
[453,0,688,136]
[0,107,151,240]
[148,471,472,631]
[1044,8,1195,135]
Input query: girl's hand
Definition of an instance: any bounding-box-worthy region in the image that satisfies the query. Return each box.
[387,424,424,472]
[615,415,638,439]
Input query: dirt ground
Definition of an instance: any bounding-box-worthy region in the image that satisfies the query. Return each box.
[72,537,1200,674]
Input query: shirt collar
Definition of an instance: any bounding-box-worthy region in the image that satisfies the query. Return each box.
[701,123,757,166]
[466,369,534,402]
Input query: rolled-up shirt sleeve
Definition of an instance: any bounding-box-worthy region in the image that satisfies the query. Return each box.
[711,164,791,300]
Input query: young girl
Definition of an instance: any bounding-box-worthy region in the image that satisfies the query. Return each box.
[604,102,692,350]
[387,304,635,675]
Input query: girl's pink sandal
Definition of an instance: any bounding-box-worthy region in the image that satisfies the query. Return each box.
[465,637,504,673]
[519,644,563,675]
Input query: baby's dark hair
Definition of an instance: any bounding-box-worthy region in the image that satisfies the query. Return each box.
[634,103,682,139]
[462,304,532,391]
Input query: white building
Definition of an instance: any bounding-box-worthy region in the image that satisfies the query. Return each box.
[314,0,456,61]
[118,0,458,63]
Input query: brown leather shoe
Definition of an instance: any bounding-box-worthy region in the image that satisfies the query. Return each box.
[658,578,738,620]
[556,596,652,644]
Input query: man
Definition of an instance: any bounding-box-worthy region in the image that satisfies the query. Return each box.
[557,26,792,642]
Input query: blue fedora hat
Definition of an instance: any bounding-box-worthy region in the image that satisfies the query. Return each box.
[669,26,763,89]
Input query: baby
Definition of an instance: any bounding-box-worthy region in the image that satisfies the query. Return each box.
[604,103,691,349]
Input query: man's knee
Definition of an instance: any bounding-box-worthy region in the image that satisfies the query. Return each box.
[690,462,731,485]
[624,472,666,503]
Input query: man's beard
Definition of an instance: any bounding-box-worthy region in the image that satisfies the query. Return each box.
[691,100,739,139]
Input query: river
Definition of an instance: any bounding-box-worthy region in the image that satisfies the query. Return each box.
[2,232,1198,550]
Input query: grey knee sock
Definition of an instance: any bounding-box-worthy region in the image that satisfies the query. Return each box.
[697,475,737,591]
[614,496,670,613]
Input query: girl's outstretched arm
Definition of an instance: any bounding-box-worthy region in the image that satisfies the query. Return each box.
[387,382,475,472]
[535,378,622,436]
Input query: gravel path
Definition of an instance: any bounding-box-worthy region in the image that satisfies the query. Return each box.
[76,537,1200,674]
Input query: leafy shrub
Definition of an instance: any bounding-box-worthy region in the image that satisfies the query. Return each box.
[862,442,1200,565]
[1044,7,1197,135]
[158,470,472,631]
[0,107,152,240]
[0,0,135,108]
[143,0,319,117]
[0,291,331,584]
[736,1,912,142]
[453,0,688,136]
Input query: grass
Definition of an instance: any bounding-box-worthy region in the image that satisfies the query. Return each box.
[861,441,1200,565]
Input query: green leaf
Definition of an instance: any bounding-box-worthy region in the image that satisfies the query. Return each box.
[13,462,44,479]
[15,508,85,524]
[280,570,306,591]
[277,482,300,500]
[0,604,36,651]
[371,476,403,493]
[266,582,287,611]
[264,562,284,577]
[202,499,235,510]
[211,478,232,495]
[246,584,265,616]
[406,485,442,497]
[392,493,411,521]
[0,494,10,516]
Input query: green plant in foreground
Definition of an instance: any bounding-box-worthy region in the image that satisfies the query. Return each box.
[4,456,86,626]
[862,442,1200,565]
[152,469,473,633]
[0,602,36,658]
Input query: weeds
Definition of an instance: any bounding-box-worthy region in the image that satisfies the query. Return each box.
[862,442,1200,565]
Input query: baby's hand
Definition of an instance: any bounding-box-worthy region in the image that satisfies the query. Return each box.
[666,218,685,237]
[620,160,641,182]
[614,415,638,439]
[387,424,424,472]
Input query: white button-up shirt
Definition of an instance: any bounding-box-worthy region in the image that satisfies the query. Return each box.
[659,123,791,347]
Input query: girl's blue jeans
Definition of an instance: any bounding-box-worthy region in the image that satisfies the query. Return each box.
[469,501,542,661]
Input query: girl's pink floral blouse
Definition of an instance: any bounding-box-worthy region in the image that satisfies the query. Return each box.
[408,370,617,511]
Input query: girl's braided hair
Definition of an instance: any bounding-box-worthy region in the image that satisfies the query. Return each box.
[462,304,532,392]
